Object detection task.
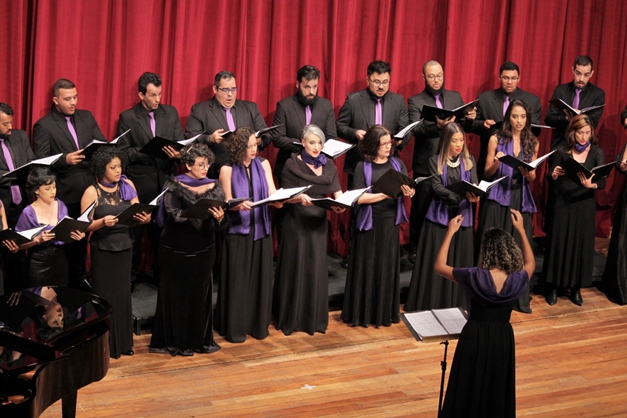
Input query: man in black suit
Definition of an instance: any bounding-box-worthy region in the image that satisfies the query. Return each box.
[337,60,410,182]
[406,61,476,259]
[336,60,409,267]
[472,62,542,179]
[117,72,184,285]
[185,70,270,179]
[272,65,337,184]
[33,78,106,288]
[545,55,606,149]
[0,103,35,293]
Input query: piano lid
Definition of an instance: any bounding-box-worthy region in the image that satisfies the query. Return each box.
[0,286,112,374]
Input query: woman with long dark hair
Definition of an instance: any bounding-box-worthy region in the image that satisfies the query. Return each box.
[476,99,539,312]
[80,147,150,358]
[404,122,478,312]
[340,124,411,327]
[149,143,227,356]
[542,114,605,306]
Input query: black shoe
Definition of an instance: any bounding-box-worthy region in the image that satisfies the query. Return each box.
[123,350,134,356]
[570,288,583,306]
[546,288,558,306]
[340,257,349,269]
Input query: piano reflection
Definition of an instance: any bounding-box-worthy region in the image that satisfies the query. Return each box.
[0,286,111,417]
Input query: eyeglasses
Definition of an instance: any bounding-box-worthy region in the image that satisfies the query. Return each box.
[194,163,210,169]
[379,140,394,147]
[426,73,443,81]
[368,78,390,87]
[499,76,520,82]
[217,87,238,94]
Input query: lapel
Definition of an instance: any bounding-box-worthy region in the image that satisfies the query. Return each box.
[358,90,375,128]
[209,98,229,130]
[290,96,307,128]
[51,110,79,150]
[134,103,154,139]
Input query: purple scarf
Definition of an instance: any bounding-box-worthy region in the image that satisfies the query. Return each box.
[487,138,536,213]
[98,174,137,201]
[300,149,327,168]
[356,157,408,232]
[228,159,271,240]
[155,174,215,227]
[425,156,473,227]
[575,141,591,153]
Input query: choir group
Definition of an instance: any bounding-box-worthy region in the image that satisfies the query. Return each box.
[0,56,625,366]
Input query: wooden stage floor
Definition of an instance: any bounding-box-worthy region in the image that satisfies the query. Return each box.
[41,285,627,417]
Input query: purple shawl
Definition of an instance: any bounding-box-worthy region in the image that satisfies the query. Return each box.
[425,156,473,227]
[228,158,271,240]
[487,139,536,213]
[356,157,408,232]
[155,173,215,227]
[15,199,70,246]
[99,175,137,201]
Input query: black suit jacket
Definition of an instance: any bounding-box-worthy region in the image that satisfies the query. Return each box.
[471,87,542,179]
[408,89,471,175]
[545,81,606,148]
[116,103,184,202]
[336,89,409,175]
[33,108,105,206]
[185,97,269,179]
[0,129,35,226]
[622,104,627,129]
[272,95,337,179]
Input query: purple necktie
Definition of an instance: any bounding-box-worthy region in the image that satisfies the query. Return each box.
[503,96,510,116]
[434,94,443,109]
[375,98,382,125]
[573,89,581,109]
[65,116,80,149]
[305,105,312,125]
[225,108,236,131]
[0,139,21,204]
[148,111,156,137]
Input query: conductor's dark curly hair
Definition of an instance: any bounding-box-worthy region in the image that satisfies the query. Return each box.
[359,125,394,162]
[180,142,214,167]
[477,228,524,274]
[90,147,128,180]
[228,126,256,164]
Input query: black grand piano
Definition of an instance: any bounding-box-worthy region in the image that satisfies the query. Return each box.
[0,286,111,417]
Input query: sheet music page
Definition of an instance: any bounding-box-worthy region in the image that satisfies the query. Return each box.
[322,139,352,157]
[403,311,447,338]
[334,187,369,206]
[433,308,467,334]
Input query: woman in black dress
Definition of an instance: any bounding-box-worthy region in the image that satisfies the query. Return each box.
[476,99,539,313]
[274,124,343,336]
[405,123,479,312]
[215,127,279,342]
[542,115,605,306]
[80,147,150,358]
[340,125,412,327]
[16,168,85,288]
[435,210,534,418]
[601,140,627,304]
[150,143,227,356]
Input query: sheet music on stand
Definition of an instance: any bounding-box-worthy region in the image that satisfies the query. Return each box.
[401,307,467,342]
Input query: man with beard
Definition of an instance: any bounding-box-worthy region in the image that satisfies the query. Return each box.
[472,62,542,179]
[272,65,337,184]
[336,60,409,267]
[0,103,35,293]
[185,70,270,179]
[406,61,476,261]
[545,56,605,149]
[33,79,106,290]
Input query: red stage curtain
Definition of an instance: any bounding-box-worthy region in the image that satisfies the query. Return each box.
[2,0,626,254]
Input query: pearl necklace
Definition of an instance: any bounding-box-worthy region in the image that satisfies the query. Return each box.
[446,157,461,168]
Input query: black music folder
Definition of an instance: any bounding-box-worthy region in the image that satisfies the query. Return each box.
[401,307,468,342]
[255,124,283,138]
[549,98,605,117]
[562,158,614,185]
[420,99,479,123]
[138,133,202,159]
[115,189,167,225]
[181,197,249,219]
[80,128,130,161]
[498,150,556,171]
[0,225,47,246]
[250,186,312,207]
[371,169,415,199]
[49,201,95,243]
[310,187,369,210]
[445,176,506,198]
[2,154,63,180]
[291,139,356,159]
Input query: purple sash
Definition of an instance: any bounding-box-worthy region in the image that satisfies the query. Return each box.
[356,157,408,232]
[487,139,536,213]
[228,159,271,240]
[425,156,473,227]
